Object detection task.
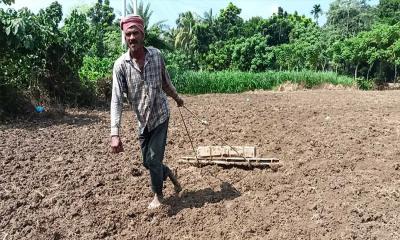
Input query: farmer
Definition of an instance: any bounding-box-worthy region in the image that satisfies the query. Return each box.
[110,15,183,209]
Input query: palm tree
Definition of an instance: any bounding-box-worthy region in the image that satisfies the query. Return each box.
[202,8,214,25]
[174,11,197,52]
[126,1,169,49]
[164,27,178,48]
[127,1,164,32]
[311,4,323,25]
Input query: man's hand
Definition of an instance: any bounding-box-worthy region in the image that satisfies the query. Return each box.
[111,135,124,153]
[175,96,184,107]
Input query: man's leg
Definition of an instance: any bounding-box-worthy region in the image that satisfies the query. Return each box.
[139,119,180,209]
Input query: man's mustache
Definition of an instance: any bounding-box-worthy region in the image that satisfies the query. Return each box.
[129,39,144,44]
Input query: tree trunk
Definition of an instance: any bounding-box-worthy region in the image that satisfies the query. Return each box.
[367,62,374,81]
[379,61,384,83]
[395,64,397,83]
[354,63,359,79]
[347,7,350,36]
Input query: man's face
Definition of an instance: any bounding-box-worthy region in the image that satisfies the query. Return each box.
[125,26,144,53]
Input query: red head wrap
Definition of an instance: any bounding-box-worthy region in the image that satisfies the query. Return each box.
[120,15,144,34]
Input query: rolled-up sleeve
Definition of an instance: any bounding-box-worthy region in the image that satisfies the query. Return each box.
[110,61,125,136]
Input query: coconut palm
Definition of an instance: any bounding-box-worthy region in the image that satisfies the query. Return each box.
[174,11,197,52]
[202,8,214,25]
[127,1,161,31]
[311,4,323,25]
[126,1,169,49]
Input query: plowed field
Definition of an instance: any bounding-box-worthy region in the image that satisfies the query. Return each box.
[1,89,400,239]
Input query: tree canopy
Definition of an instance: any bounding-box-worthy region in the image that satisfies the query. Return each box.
[1,0,399,113]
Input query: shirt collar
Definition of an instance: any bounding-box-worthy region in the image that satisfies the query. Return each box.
[124,47,151,61]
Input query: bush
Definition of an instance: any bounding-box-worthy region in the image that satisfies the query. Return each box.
[356,77,374,90]
[79,56,114,98]
[96,76,112,102]
[0,84,34,119]
[79,56,113,83]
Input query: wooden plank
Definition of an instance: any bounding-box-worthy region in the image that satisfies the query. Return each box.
[181,156,279,162]
[179,156,280,167]
[178,158,280,166]
[196,146,256,158]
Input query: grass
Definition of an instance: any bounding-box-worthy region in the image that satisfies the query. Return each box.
[170,70,356,94]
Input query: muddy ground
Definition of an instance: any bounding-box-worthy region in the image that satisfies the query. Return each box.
[1,89,400,240]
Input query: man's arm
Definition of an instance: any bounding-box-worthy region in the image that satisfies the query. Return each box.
[160,56,184,107]
[110,62,125,153]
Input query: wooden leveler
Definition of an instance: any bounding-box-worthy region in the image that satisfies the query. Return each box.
[179,146,280,167]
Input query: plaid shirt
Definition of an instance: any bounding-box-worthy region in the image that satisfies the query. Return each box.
[110,47,179,135]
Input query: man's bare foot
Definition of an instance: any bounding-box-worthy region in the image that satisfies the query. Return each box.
[147,194,163,209]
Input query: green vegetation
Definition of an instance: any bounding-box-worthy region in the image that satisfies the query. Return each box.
[171,70,356,94]
[1,0,400,116]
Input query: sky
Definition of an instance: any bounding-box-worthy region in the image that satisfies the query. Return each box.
[1,0,380,27]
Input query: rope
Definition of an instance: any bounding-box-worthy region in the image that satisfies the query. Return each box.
[177,105,255,186]
[178,107,199,165]
[179,107,225,185]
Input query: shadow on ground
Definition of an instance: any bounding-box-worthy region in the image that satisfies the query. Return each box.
[164,182,240,216]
